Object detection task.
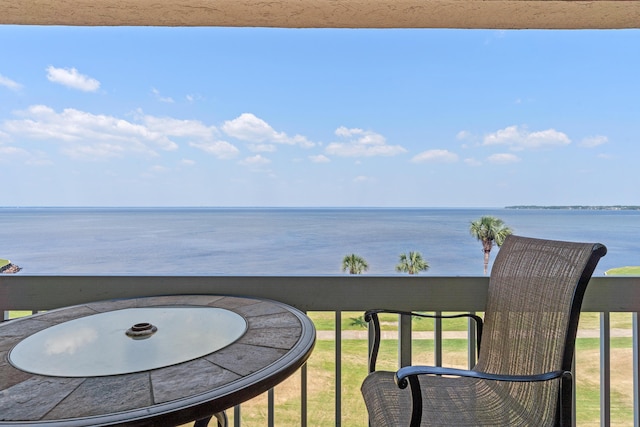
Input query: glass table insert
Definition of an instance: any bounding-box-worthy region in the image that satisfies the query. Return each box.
[9,306,247,377]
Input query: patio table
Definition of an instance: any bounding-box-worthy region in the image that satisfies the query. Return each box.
[0,294,316,426]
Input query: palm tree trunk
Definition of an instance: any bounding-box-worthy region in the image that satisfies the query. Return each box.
[482,239,493,275]
[483,250,490,275]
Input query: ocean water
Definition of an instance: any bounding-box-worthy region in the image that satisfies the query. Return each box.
[0,207,638,276]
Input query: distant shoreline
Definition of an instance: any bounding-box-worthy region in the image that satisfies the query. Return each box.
[2,205,640,211]
[505,205,640,211]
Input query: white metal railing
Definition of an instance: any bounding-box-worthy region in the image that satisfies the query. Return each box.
[2,275,640,426]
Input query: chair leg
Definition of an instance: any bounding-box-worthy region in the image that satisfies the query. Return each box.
[193,412,227,427]
[215,412,228,427]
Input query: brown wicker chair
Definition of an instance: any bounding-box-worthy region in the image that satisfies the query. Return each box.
[361,235,607,427]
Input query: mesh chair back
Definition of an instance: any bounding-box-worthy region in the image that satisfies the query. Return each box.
[475,235,605,377]
[467,236,606,425]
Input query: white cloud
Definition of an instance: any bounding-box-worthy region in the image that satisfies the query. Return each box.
[138,111,240,159]
[456,130,472,140]
[189,140,239,159]
[334,126,386,145]
[483,125,570,150]
[1,105,239,161]
[152,88,174,103]
[46,66,100,92]
[186,94,203,103]
[222,113,315,148]
[411,149,458,163]
[137,112,216,141]
[248,143,277,153]
[325,126,406,157]
[180,159,196,166]
[4,105,176,153]
[487,153,521,164]
[580,135,608,148]
[240,154,271,166]
[0,74,22,91]
[61,143,126,160]
[309,154,330,163]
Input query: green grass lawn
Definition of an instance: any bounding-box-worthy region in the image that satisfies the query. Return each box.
[311,311,476,332]
[309,310,632,332]
[7,311,34,319]
[606,266,640,275]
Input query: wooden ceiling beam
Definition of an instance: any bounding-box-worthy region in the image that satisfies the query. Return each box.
[1,0,639,29]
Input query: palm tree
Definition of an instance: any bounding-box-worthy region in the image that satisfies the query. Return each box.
[470,216,513,275]
[342,254,369,274]
[395,251,429,274]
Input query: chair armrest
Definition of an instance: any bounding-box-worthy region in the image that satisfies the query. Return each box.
[395,365,571,427]
[395,365,570,389]
[363,310,483,373]
[365,309,482,323]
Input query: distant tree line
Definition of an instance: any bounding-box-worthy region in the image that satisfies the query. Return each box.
[506,205,640,210]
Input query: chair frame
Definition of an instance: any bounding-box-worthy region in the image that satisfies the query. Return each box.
[364,236,607,427]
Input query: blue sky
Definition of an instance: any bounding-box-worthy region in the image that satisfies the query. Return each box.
[1,26,638,207]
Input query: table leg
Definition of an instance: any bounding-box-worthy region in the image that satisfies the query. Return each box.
[193,416,210,427]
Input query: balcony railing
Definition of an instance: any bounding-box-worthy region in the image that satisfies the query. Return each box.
[2,275,640,427]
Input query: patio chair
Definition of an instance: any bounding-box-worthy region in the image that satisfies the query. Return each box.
[361,235,607,427]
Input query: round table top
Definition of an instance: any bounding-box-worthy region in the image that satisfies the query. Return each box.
[9,306,248,377]
[0,294,316,426]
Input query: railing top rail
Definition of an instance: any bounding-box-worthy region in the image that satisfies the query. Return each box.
[1,275,638,313]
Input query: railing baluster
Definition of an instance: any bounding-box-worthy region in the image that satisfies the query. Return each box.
[301,345,308,427]
[267,389,274,427]
[233,405,240,427]
[399,313,412,368]
[601,312,611,427]
[633,313,639,427]
[335,311,341,427]
[467,312,477,369]
[434,311,442,367]
[571,351,578,427]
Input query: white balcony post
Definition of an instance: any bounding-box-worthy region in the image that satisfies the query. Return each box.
[467,313,477,369]
[600,312,611,427]
[434,311,443,367]
[399,313,412,368]
[633,312,640,427]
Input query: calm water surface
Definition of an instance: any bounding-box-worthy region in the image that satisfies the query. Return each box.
[0,208,637,276]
